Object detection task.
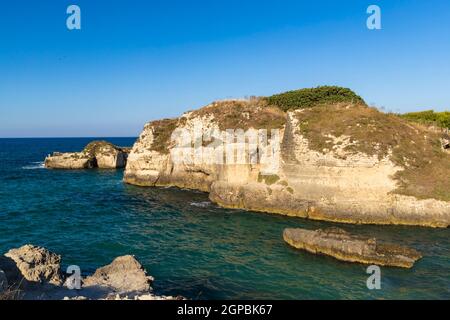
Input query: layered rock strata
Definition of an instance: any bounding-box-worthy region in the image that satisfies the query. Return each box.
[124,99,450,228]
[283,227,422,268]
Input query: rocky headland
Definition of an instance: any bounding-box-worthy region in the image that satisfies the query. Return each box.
[0,245,182,300]
[283,228,422,268]
[45,141,130,169]
[123,86,450,228]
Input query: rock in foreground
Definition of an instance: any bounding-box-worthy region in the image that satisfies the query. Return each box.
[283,228,422,268]
[83,255,153,293]
[0,269,8,293]
[5,245,63,285]
[45,141,130,169]
[0,244,182,300]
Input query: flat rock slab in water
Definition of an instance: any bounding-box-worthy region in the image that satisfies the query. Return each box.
[283,227,422,268]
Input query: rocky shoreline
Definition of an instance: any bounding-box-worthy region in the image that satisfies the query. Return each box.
[0,245,182,300]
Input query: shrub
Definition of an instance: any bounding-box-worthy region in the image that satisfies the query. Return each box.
[258,174,280,185]
[266,86,366,111]
[400,110,450,129]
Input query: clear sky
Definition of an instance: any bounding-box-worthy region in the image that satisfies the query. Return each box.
[1,0,449,137]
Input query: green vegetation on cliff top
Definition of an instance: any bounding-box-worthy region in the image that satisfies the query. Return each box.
[400,110,450,130]
[266,86,366,111]
[82,140,128,157]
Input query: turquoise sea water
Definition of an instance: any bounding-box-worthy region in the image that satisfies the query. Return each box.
[0,138,449,300]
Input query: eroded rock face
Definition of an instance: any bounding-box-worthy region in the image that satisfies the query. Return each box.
[45,141,130,169]
[283,228,422,268]
[124,100,450,228]
[83,255,153,293]
[4,245,63,285]
[44,152,96,169]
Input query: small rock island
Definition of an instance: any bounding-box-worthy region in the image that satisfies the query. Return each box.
[45,141,130,169]
[283,227,422,268]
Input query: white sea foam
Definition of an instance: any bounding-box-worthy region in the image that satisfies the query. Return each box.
[190,201,211,208]
[22,162,45,170]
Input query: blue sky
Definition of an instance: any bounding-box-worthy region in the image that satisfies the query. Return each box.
[0,0,449,137]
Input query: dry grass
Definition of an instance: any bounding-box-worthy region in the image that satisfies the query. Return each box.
[0,284,22,300]
[83,140,119,157]
[150,118,180,154]
[296,103,450,201]
[191,98,286,131]
[148,99,287,154]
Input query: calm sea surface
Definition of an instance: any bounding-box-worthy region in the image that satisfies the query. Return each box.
[0,138,449,299]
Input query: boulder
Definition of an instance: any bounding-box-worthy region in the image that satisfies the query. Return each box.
[0,269,8,293]
[4,245,63,285]
[283,227,422,268]
[45,141,130,169]
[83,255,153,293]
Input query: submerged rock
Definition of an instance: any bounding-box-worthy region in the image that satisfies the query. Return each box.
[4,245,63,285]
[283,227,422,268]
[45,141,130,169]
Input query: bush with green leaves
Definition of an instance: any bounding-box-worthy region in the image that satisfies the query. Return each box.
[266,86,366,111]
[401,110,450,129]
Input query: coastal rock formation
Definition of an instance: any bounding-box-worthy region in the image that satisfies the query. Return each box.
[44,152,96,169]
[124,87,450,228]
[283,228,422,268]
[0,245,181,300]
[83,255,152,293]
[45,141,130,169]
[4,245,63,285]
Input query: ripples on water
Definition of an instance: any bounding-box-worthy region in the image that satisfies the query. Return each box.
[0,138,449,299]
